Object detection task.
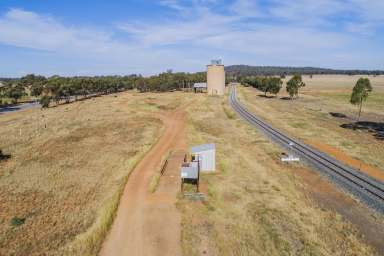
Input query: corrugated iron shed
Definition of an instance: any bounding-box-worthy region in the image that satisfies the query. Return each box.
[191,143,215,153]
[193,82,207,88]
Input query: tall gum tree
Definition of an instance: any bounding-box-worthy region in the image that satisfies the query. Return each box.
[350,77,373,122]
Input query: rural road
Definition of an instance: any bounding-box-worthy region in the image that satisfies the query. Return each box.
[100,108,186,256]
[230,85,384,213]
[0,101,40,115]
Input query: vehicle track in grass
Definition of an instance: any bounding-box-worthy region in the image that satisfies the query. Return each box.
[100,107,186,256]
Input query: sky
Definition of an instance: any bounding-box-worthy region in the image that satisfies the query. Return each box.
[0,0,383,77]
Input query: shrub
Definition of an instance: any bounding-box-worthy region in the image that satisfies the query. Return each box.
[11,217,25,227]
[40,95,51,108]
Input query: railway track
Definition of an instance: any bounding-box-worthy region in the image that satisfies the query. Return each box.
[229,85,384,213]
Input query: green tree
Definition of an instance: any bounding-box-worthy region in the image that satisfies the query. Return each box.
[46,76,63,105]
[350,78,372,122]
[0,83,6,105]
[267,77,283,96]
[40,95,51,108]
[286,74,305,99]
[6,83,26,104]
[261,77,269,96]
[30,83,44,97]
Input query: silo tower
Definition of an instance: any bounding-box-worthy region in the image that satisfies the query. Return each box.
[207,60,225,96]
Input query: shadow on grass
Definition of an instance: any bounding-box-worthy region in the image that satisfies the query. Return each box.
[257,94,276,99]
[330,112,348,118]
[0,150,11,161]
[280,97,293,100]
[340,121,384,141]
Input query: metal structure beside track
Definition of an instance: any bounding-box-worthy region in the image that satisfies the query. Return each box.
[229,85,384,213]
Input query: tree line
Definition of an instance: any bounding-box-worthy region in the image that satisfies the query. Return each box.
[241,73,374,123]
[241,74,305,99]
[226,65,384,78]
[241,76,283,96]
[0,71,206,108]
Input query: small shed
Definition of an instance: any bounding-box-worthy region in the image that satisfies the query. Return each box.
[180,160,200,192]
[193,83,207,93]
[191,143,215,172]
[181,166,199,180]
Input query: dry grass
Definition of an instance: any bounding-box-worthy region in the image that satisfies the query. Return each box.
[222,100,236,120]
[238,75,384,172]
[0,91,186,255]
[178,93,377,255]
[0,87,381,255]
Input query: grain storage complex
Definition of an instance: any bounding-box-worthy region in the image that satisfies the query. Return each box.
[207,60,225,96]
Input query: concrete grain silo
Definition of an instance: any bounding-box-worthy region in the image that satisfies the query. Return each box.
[207,60,225,96]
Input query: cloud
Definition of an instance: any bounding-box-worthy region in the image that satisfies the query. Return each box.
[351,0,384,22]
[0,9,117,53]
[159,0,185,10]
[118,7,237,46]
[119,2,348,54]
[230,0,264,17]
[0,2,383,76]
[268,0,346,22]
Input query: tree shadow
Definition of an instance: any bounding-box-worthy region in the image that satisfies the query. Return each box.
[257,94,275,99]
[340,121,384,141]
[0,150,11,161]
[329,112,348,118]
[280,97,293,100]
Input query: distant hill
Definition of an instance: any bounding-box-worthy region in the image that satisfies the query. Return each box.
[0,78,17,83]
[225,65,384,77]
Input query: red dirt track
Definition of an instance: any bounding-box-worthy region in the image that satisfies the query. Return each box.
[100,108,186,256]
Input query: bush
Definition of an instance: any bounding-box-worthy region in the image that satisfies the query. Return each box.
[11,217,25,227]
[40,95,51,108]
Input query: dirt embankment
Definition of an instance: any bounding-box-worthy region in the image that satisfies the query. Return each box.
[100,108,186,256]
[305,140,384,181]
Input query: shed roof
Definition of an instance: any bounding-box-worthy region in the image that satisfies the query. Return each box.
[191,143,215,153]
[193,82,207,88]
[181,166,198,179]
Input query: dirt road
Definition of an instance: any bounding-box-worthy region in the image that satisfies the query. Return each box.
[99,108,186,256]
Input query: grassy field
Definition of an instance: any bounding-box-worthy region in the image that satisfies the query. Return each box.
[0,91,190,255]
[0,85,382,255]
[238,75,384,179]
[179,90,380,255]
[292,75,384,114]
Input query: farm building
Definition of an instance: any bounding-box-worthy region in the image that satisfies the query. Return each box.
[193,82,207,93]
[191,143,216,172]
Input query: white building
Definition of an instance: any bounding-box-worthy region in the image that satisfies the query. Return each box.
[193,82,207,93]
[191,143,216,172]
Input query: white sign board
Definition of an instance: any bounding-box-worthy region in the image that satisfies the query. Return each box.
[281,155,300,162]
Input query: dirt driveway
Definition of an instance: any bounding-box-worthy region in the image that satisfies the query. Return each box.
[100,108,186,256]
